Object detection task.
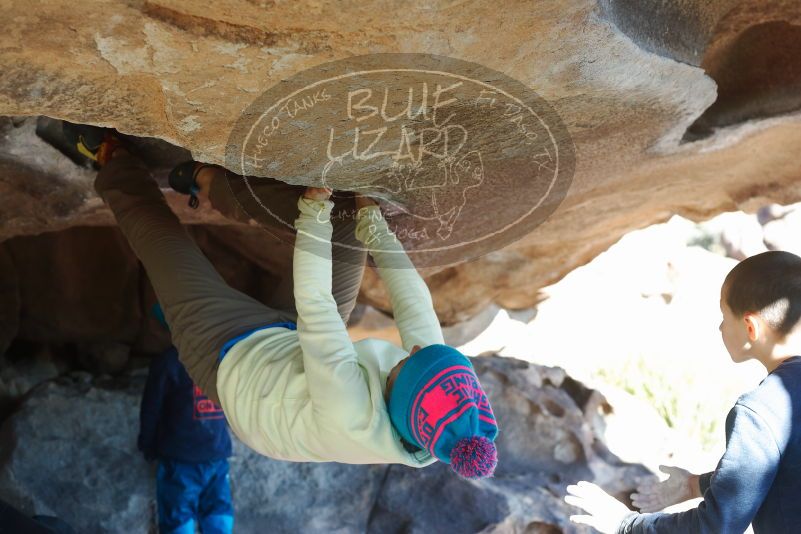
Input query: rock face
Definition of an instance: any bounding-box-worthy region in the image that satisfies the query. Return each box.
[0,356,649,533]
[1,1,800,323]
[598,0,801,140]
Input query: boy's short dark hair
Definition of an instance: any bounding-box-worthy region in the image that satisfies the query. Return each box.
[724,251,801,336]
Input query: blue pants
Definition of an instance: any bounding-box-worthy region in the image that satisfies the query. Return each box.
[156,458,234,534]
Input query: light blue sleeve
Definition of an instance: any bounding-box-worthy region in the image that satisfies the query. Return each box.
[293,196,372,426]
[354,205,444,352]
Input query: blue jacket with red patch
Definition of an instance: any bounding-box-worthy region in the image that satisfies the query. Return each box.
[138,347,232,463]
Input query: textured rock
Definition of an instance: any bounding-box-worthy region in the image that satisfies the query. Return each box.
[597,0,739,66]
[0,1,800,323]
[0,372,153,533]
[0,244,19,356]
[4,226,143,345]
[0,356,650,533]
[76,342,132,375]
[0,342,64,421]
[598,0,801,140]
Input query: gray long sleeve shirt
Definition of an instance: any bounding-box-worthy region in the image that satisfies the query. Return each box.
[618,356,801,534]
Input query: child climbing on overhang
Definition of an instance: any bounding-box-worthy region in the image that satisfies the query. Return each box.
[65,123,499,479]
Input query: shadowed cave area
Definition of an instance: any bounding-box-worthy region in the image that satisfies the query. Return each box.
[683,21,801,141]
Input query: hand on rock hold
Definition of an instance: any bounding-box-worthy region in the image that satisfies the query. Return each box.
[354,193,379,211]
[631,465,700,512]
[303,186,333,201]
[565,481,632,534]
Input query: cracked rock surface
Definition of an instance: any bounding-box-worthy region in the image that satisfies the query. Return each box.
[1,1,801,322]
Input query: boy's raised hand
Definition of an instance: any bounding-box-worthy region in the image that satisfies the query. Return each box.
[565,481,632,533]
[631,465,700,512]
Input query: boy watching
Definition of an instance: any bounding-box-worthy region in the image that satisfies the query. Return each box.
[565,250,801,533]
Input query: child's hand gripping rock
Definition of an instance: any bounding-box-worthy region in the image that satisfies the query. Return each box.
[303,187,333,201]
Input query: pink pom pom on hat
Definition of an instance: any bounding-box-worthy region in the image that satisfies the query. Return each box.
[450,436,498,479]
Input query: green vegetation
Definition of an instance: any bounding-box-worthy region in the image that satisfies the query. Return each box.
[593,354,732,453]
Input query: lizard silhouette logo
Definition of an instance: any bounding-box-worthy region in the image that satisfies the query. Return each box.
[225,53,575,268]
